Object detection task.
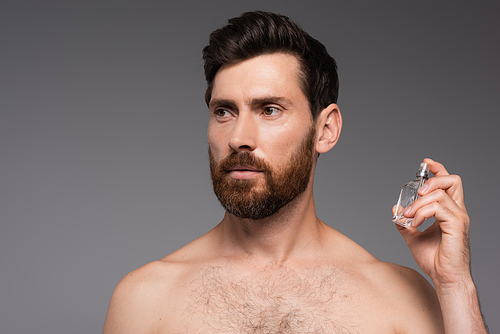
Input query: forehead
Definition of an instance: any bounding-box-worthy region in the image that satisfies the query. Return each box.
[210,53,306,104]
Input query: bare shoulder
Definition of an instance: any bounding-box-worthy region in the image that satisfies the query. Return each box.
[323,227,444,332]
[326,226,440,306]
[103,232,217,334]
[358,259,445,332]
[364,260,439,304]
[102,260,188,334]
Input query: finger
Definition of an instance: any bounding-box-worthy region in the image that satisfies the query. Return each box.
[423,158,449,177]
[419,174,466,211]
[408,193,469,230]
[411,202,443,228]
[396,218,422,245]
[393,205,419,232]
[392,205,396,220]
[405,189,462,221]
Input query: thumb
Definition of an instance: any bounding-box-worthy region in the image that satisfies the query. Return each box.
[393,204,415,244]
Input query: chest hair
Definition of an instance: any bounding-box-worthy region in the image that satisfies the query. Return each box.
[185,265,359,334]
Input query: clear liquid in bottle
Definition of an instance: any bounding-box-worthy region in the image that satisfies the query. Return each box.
[393,162,430,228]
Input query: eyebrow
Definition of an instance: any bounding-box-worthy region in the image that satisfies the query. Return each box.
[249,96,293,108]
[208,99,237,110]
[209,96,293,110]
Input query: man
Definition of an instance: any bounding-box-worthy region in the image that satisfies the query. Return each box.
[103,11,487,333]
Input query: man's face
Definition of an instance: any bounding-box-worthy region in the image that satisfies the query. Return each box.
[207,53,317,219]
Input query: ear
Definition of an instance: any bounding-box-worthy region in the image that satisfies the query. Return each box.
[315,103,342,154]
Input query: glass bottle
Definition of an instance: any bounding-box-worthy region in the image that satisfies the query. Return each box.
[392,162,430,228]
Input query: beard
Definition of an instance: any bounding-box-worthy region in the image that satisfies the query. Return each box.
[209,126,316,220]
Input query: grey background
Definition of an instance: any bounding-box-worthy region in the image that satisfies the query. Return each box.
[1,1,499,333]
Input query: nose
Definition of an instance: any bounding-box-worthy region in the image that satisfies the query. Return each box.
[228,112,257,153]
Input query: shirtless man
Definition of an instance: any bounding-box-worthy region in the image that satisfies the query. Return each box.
[103,11,487,333]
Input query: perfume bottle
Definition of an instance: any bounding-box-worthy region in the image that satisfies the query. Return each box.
[393,162,430,227]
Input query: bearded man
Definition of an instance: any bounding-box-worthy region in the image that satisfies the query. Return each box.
[103,11,488,333]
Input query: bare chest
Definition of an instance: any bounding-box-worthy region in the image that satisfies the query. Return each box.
[170,265,365,334]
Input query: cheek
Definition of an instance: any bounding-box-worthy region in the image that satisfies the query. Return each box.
[207,121,217,143]
[261,126,307,162]
[267,123,309,146]
[207,125,225,158]
[208,141,222,164]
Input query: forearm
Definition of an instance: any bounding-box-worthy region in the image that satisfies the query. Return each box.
[434,277,488,334]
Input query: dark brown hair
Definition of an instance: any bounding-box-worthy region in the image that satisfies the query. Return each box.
[203,11,339,119]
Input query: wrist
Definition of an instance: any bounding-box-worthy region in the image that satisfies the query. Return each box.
[433,277,488,333]
[429,264,473,289]
[434,277,477,305]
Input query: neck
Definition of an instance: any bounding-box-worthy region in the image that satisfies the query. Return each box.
[217,186,325,265]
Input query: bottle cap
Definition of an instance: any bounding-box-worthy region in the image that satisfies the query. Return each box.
[416,162,430,177]
[420,162,430,172]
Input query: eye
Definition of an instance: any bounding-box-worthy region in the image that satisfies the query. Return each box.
[263,106,280,116]
[215,109,230,117]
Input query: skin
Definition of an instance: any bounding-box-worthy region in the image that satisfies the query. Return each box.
[103,54,486,333]
[397,159,487,333]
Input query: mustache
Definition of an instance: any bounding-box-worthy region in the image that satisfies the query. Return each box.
[217,151,271,174]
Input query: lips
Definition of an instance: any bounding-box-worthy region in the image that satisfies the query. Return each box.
[228,165,262,173]
[227,165,263,179]
[213,151,268,179]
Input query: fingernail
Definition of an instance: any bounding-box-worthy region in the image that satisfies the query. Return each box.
[403,206,412,215]
[420,184,428,194]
